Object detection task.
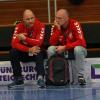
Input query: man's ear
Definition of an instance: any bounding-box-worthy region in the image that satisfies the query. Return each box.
[13,20,21,26]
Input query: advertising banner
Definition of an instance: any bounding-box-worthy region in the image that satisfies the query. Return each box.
[0,58,100,85]
[0,61,37,85]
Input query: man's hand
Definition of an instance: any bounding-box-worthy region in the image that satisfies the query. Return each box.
[17,33,26,41]
[54,20,60,30]
[55,45,66,54]
[29,46,41,55]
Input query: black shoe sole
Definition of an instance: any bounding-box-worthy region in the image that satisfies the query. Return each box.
[8,84,24,89]
[79,80,86,85]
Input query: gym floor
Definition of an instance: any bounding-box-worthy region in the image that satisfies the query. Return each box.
[0,82,100,100]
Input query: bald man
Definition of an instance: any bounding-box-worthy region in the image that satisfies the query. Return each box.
[8,9,46,88]
[47,9,87,85]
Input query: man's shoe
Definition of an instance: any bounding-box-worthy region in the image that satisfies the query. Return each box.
[37,79,46,88]
[8,80,24,88]
[37,75,45,88]
[78,76,86,85]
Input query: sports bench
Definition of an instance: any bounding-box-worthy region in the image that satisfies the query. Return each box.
[0,22,100,61]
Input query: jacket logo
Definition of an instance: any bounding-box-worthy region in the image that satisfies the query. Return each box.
[74,22,82,39]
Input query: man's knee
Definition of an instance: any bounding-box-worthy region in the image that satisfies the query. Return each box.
[74,46,87,58]
[47,46,56,58]
[9,49,20,59]
[74,46,85,55]
[47,46,56,54]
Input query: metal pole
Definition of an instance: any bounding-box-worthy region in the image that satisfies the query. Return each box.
[47,0,51,23]
[54,0,57,16]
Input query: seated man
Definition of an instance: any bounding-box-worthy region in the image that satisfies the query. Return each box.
[47,9,87,85]
[8,9,45,88]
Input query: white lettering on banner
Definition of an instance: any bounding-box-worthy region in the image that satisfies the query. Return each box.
[0,61,37,85]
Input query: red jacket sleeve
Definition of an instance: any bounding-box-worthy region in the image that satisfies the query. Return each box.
[25,23,45,47]
[12,36,29,52]
[49,26,62,45]
[66,21,86,49]
[11,24,29,52]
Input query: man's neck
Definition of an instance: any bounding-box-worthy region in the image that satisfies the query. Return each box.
[61,21,69,30]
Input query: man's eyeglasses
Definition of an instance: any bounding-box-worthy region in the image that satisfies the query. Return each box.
[55,16,65,20]
[24,17,35,21]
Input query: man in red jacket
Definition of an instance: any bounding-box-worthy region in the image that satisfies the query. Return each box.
[47,9,87,85]
[8,9,45,88]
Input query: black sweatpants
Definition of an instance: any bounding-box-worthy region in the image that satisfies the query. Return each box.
[9,49,45,80]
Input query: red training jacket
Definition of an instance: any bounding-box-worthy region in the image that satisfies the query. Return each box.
[49,19,86,50]
[12,18,45,52]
